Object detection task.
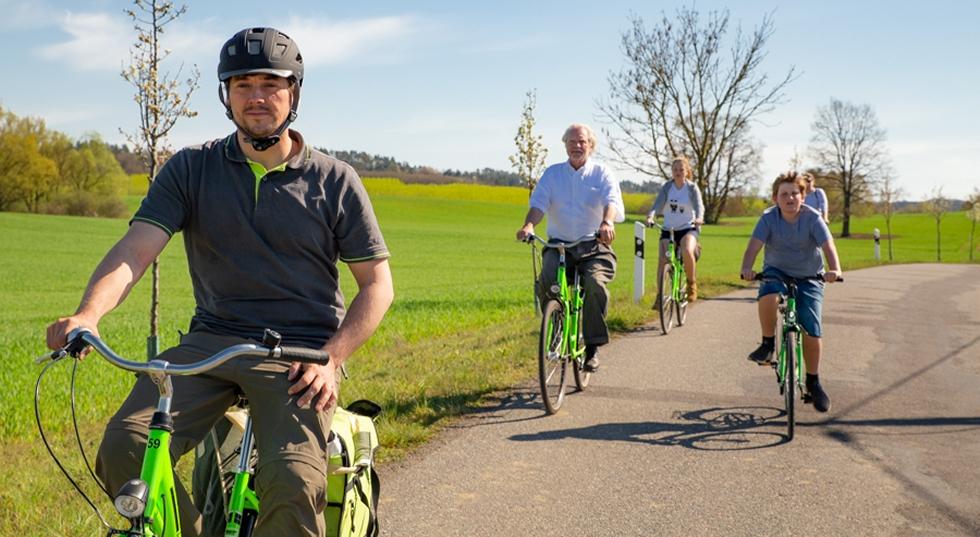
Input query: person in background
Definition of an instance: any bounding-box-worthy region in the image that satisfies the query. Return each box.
[803,172,830,224]
[645,155,704,303]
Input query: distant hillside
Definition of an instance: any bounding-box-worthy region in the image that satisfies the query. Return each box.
[321,148,522,186]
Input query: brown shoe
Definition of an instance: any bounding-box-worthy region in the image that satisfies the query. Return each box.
[686,280,697,302]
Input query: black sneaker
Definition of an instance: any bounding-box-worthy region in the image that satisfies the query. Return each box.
[747,342,774,365]
[583,345,599,372]
[806,380,831,413]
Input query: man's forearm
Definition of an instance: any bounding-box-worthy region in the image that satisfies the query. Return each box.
[76,234,158,322]
[322,278,394,367]
[523,208,544,227]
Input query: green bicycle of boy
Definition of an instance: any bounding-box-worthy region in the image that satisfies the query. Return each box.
[747,273,842,440]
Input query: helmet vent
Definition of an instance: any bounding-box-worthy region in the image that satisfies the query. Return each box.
[273,43,287,59]
[247,39,261,55]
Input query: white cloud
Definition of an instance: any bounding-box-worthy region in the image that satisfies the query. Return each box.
[37,11,130,71]
[281,15,420,66]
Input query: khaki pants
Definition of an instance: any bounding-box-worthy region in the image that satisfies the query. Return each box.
[96,330,336,537]
[538,240,617,346]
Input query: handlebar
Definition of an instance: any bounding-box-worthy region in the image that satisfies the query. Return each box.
[521,232,598,249]
[38,328,331,374]
[645,221,690,232]
[747,273,844,283]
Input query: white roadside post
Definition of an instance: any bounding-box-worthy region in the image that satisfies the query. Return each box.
[634,221,646,303]
[873,227,881,261]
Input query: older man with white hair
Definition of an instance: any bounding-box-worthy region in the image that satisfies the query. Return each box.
[516,123,625,372]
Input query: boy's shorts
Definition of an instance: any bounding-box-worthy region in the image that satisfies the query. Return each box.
[758,267,825,337]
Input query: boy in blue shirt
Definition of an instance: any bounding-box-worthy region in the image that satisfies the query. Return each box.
[740,172,842,412]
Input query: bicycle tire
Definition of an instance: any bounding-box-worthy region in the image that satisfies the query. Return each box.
[784,331,797,440]
[539,299,568,414]
[572,309,591,391]
[676,270,688,326]
[659,265,676,334]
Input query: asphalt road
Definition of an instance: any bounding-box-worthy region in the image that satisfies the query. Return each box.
[379,264,980,537]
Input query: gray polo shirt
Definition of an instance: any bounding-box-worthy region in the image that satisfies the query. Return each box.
[751,205,831,278]
[133,131,389,347]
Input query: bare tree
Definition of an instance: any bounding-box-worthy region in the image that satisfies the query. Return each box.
[966,188,980,262]
[809,98,889,237]
[121,0,199,358]
[508,90,548,197]
[876,172,904,261]
[597,8,795,223]
[922,187,950,262]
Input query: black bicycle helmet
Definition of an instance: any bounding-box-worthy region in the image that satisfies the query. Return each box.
[217,27,304,151]
[218,27,304,83]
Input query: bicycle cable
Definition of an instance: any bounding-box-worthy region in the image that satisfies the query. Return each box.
[70,358,111,499]
[34,356,117,533]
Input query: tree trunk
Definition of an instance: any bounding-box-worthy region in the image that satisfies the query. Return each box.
[970,220,976,261]
[886,218,894,261]
[841,193,852,237]
[936,221,942,262]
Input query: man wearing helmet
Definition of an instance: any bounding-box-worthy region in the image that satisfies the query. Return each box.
[46,28,393,536]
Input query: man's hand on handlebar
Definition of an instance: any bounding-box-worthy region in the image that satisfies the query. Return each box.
[516,223,534,242]
[46,315,99,359]
[740,268,756,281]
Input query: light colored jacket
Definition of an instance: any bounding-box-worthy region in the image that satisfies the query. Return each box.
[648,180,704,222]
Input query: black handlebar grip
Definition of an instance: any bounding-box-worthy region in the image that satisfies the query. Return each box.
[279,346,331,365]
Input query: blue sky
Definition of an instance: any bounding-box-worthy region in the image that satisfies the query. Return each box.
[1,0,978,200]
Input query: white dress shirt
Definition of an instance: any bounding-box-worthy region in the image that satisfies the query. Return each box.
[529,159,625,241]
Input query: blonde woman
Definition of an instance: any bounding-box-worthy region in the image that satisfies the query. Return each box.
[645,155,704,302]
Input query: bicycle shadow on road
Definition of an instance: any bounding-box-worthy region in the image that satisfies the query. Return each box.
[445,387,557,429]
[508,406,790,451]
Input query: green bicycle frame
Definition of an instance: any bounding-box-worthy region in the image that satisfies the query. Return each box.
[665,241,683,302]
[137,418,181,536]
[224,418,260,537]
[776,292,805,392]
[554,256,586,361]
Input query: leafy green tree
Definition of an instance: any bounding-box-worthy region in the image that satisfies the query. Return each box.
[62,134,129,196]
[0,107,60,212]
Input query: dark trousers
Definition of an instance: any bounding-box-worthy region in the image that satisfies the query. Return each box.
[538,240,617,346]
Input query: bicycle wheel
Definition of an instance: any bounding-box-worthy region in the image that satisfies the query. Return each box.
[539,299,569,414]
[573,309,591,391]
[659,265,676,334]
[784,331,797,440]
[676,270,688,326]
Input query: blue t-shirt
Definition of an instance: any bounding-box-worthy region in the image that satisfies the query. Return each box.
[804,188,828,216]
[751,205,832,278]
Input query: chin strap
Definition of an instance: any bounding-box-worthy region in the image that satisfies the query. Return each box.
[239,117,291,151]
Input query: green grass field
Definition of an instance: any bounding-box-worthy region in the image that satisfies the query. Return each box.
[1,179,977,535]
